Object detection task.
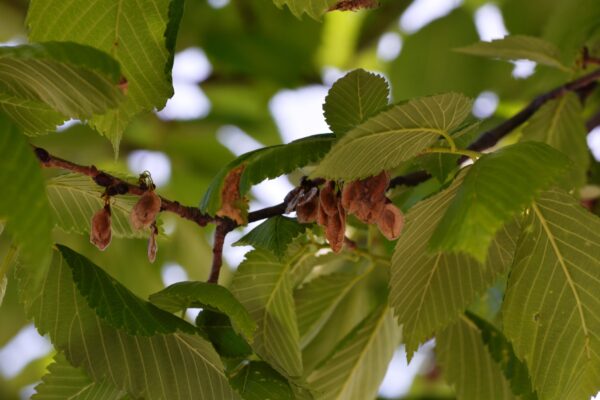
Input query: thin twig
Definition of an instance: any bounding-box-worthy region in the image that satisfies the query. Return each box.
[207,221,232,283]
[390,67,600,188]
[35,147,214,227]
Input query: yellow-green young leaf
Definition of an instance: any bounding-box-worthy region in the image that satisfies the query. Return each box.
[272,0,337,19]
[0,115,53,285]
[307,306,401,400]
[502,189,600,400]
[313,93,473,180]
[231,249,311,377]
[522,92,589,188]
[0,93,64,136]
[456,35,568,71]
[47,173,147,239]
[0,42,123,124]
[429,142,569,263]
[27,0,185,151]
[33,353,125,400]
[234,216,310,260]
[436,316,517,400]
[149,281,256,340]
[59,245,197,336]
[0,245,17,308]
[391,171,518,356]
[200,134,334,219]
[295,261,371,347]
[323,69,389,137]
[19,248,240,400]
[229,361,294,400]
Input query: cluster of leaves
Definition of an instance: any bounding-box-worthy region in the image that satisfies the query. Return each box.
[1,0,600,399]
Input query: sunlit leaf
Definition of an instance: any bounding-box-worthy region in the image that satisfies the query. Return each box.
[0,42,123,128]
[0,92,64,136]
[27,0,185,151]
[391,171,518,355]
[47,173,147,239]
[323,69,389,137]
[20,248,240,400]
[502,189,600,400]
[231,249,310,377]
[522,92,589,187]
[234,216,310,260]
[429,142,569,262]
[149,281,256,340]
[33,353,125,400]
[456,35,568,70]
[437,316,517,400]
[307,306,401,399]
[0,115,53,284]
[295,263,370,347]
[313,93,472,180]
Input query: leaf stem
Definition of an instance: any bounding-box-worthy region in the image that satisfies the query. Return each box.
[423,147,482,161]
[438,132,457,152]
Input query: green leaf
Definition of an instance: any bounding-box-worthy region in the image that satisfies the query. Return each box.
[0,93,64,136]
[323,69,389,137]
[231,249,310,377]
[456,35,568,70]
[229,361,293,400]
[33,353,125,400]
[200,134,334,219]
[307,306,401,399]
[0,245,17,308]
[466,312,537,399]
[47,173,147,239]
[522,92,589,188]
[436,316,517,400]
[27,0,185,151]
[149,281,256,340]
[196,310,253,358]
[20,248,240,400]
[0,115,53,283]
[234,216,310,260]
[390,171,519,355]
[312,93,473,180]
[502,189,600,400]
[295,264,370,347]
[0,42,123,122]
[271,0,337,20]
[58,245,196,336]
[429,142,569,262]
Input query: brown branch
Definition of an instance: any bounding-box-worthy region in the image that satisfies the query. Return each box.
[34,147,214,227]
[390,67,600,188]
[207,220,233,283]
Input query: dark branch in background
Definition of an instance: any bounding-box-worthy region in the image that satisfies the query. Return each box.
[35,67,600,283]
[390,67,600,188]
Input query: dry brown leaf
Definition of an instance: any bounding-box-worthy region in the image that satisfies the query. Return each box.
[297,189,319,223]
[217,165,248,225]
[147,224,158,263]
[342,171,389,223]
[130,190,162,230]
[319,181,338,216]
[376,202,404,240]
[90,204,112,251]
